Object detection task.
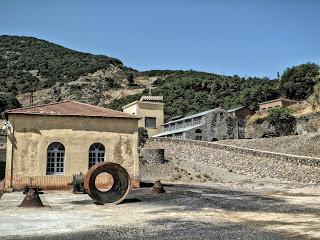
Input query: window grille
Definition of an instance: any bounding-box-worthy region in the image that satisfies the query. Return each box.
[89,143,105,169]
[47,142,65,175]
[145,117,156,128]
[193,117,202,125]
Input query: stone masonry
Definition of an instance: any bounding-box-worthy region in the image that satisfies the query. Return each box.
[144,138,320,184]
[140,148,165,164]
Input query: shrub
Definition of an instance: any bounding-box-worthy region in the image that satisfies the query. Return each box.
[267,107,296,135]
[127,73,134,86]
[0,92,21,116]
[138,127,148,147]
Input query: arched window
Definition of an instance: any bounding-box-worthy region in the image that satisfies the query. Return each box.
[89,143,105,169]
[47,142,65,175]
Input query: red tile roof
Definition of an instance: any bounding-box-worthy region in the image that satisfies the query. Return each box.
[5,100,140,119]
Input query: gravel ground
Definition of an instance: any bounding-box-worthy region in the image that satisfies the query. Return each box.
[222,133,320,158]
[140,159,291,187]
[0,183,319,240]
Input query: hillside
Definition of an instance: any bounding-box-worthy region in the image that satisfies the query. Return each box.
[108,71,279,120]
[0,35,319,120]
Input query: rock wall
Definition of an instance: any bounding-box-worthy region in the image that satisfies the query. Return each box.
[245,121,274,138]
[245,113,320,138]
[140,148,165,164]
[145,138,320,184]
[296,113,320,135]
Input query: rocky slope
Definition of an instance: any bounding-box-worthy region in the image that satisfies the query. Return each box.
[0,35,160,107]
[1,35,318,122]
[0,35,282,117]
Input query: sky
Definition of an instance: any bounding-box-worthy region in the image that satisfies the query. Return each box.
[0,0,319,79]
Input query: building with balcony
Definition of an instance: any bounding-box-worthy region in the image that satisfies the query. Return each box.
[153,107,239,141]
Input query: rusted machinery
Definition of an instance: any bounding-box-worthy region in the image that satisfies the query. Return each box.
[152,180,166,193]
[19,162,131,207]
[84,162,131,205]
[19,187,44,207]
[71,172,86,193]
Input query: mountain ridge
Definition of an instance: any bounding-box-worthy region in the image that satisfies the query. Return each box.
[0,35,318,120]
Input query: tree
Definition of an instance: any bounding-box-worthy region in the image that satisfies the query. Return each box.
[138,127,148,147]
[279,63,320,100]
[0,93,21,117]
[127,73,134,86]
[267,107,296,136]
[306,82,320,112]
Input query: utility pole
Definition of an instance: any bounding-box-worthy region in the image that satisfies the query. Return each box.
[30,88,34,106]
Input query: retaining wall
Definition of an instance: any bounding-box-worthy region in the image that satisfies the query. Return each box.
[145,138,320,184]
[140,148,165,164]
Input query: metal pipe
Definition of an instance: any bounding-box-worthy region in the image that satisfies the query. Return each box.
[9,120,14,189]
[84,162,131,204]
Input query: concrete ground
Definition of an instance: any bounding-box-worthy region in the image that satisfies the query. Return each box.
[0,182,319,240]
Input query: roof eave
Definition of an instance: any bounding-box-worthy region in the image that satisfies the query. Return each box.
[5,112,141,120]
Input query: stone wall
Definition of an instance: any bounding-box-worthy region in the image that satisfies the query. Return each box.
[140,148,165,164]
[145,137,320,184]
[201,109,239,141]
[245,113,320,138]
[296,113,320,135]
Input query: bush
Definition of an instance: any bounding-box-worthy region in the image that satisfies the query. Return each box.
[0,92,21,116]
[279,63,320,101]
[267,107,296,136]
[127,73,134,86]
[138,127,148,147]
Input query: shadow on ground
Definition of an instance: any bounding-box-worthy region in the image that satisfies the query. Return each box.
[132,184,320,216]
[2,184,319,240]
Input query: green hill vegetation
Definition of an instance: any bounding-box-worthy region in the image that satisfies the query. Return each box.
[109,64,319,120]
[0,35,123,92]
[108,71,279,120]
[0,35,319,121]
[0,35,126,114]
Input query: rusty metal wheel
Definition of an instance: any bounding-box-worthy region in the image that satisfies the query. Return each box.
[84,162,131,204]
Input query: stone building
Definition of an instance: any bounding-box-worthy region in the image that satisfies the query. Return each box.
[3,101,140,190]
[228,106,255,119]
[122,96,164,136]
[228,106,255,138]
[153,108,239,141]
[258,98,297,112]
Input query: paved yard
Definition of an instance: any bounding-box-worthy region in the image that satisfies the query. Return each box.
[0,183,319,240]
